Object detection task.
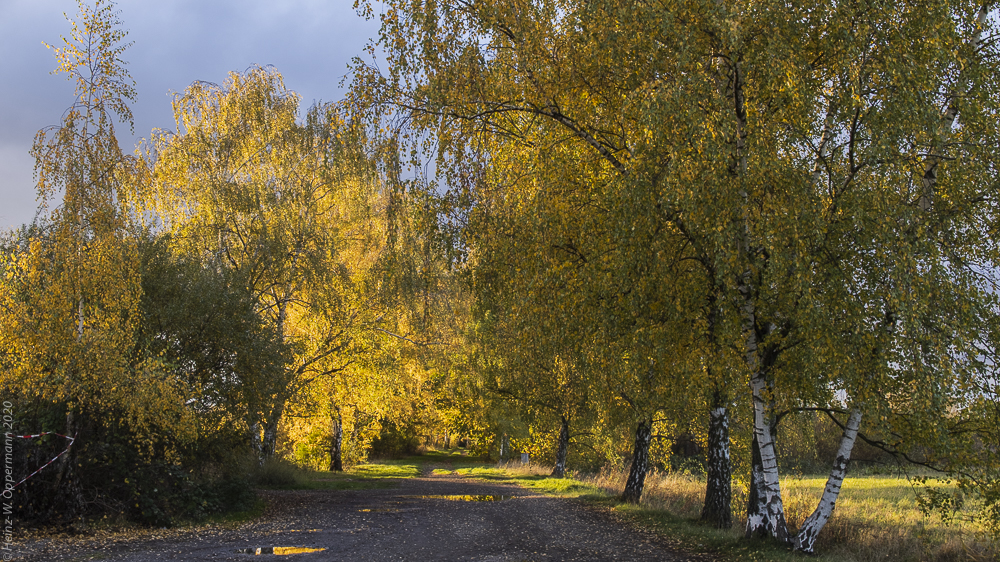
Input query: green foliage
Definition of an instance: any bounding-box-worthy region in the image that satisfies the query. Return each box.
[8,395,257,526]
[292,427,333,471]
[0,1,248,526]
[368,419,423,459]
[7,0,1000,547]
[914,324,1000,540]
[143,64,395,463]
[352,0,1000,547]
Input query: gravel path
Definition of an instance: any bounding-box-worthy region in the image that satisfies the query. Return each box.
[13,471,713,561]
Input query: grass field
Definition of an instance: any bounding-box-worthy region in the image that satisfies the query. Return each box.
[530,465,995,562]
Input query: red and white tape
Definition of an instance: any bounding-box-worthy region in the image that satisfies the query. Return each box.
[8,432,76,489]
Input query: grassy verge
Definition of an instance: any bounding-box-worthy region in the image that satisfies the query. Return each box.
[454,462,997,562]
[255,447,484,490]
[454,466,608,498]
[253,457,421,490]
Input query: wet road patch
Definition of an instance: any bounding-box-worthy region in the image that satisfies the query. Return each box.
[408,494,516,501]
[235,546,327,555]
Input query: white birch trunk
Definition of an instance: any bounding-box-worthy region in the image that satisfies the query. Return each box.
[745,372,790,543]
[714,28,790,544]
[261,400,285,460]
[499,432,509,462]
[250,421,265,467]
[739,270,790,542]
[250,400,287,466]
[621,420,653,504]
[794,408,863,553]
[701,399,732,528]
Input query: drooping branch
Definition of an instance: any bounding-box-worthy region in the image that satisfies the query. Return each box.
[918,5,990,212]
[372,327,447,346]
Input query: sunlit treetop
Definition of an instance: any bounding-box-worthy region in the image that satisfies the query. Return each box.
[45,0,136,132]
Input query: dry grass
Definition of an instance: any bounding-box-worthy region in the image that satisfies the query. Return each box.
[569,466,998,562]
[438,454,999,560]
[462,457,998,560]
[778,475,996,562]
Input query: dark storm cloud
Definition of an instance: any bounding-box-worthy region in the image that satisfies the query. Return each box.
[0,0,382,229]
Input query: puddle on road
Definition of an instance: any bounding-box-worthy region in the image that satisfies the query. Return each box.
[236,546,327,555]
[410,495,516,501]
[355,495,515,513]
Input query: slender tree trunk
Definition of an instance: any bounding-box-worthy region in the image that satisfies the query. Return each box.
[257,296,291,466]
[444,429,450,449]
[250,421,264,465]
[795,409,863,553]
[254,400,286,465]
[262,416,280,459]
[701,390,732,528]
[49,410,75,494]
[329,405,343,472]
[552,415,570,478]
[739,266,789,543]
[621,419,652,504]
[745,373,790,544]
[745,432,765,538]
[76,195,85,340]
[720,37,789,544]
[499,433,509,462]
[47,410,81,521]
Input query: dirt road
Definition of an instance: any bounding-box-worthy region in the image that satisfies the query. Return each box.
[14,471,711,561]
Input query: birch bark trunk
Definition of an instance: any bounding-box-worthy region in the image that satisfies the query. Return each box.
[701,390,732,528]
[621,420,652,504]
[794,408,863,553]
[329,406,344,472]
[256,400,286,465]
[745,432,765,538]
[745,372,791,544]
[499,432,509,462]
[739,269,789,542]
[552,415,570,478]
[721,43,790,544]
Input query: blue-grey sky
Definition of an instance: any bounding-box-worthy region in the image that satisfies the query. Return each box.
[0,0,383,230]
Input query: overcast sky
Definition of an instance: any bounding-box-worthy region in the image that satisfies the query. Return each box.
[0,0,383,230]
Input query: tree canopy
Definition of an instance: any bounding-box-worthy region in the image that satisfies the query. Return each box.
[3,0,999,554]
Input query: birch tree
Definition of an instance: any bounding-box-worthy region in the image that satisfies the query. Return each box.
[354,0,1000,552]
[351,0,736,508]
[144,67,386,462]
[0,0,206,519]
[17,0,144,414]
